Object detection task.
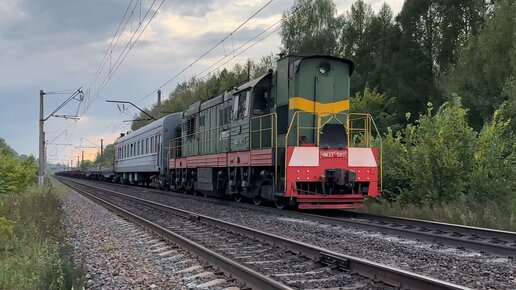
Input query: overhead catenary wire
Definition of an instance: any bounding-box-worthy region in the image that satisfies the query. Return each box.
[135,0,276,105]
[82,0,166,118]
[68,0,167,139]
[86,0,136,100]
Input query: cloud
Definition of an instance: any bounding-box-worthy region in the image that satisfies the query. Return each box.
[0,0,403,159]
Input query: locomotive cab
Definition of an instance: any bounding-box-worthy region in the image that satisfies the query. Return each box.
[270,55,381,209]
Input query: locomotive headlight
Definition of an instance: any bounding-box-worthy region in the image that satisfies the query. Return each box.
[318,62,331,75]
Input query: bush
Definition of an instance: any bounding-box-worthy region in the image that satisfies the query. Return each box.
[0,152,37,197]
[370,98,516,228]
[0,184,83,289]
[382,96,477,206]
[469,103,516,211]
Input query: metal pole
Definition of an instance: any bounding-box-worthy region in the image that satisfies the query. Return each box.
[101,139,104,159]
[157,90,162,117]
[82,150,84,163]
[39,90,45,185]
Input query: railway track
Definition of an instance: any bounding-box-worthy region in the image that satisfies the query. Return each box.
[58,177,468,290]
[63,177,516,257]
[231,204,516,258]
[70,177,516,258]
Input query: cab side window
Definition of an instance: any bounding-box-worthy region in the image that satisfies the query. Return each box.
[233,91,250,120]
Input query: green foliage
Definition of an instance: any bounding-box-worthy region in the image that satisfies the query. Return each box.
[469,103,516,210]
[281,0,340,55]
[381,97,516,213]
[94,144,114,167]
[0,138,18,157]
[0,150,37,196]
[441,0,515,130]
[382,97,477,205]
[365,199,516,231]
[79,160,94,170]
[0,184,83,289]
[351,87,397,133]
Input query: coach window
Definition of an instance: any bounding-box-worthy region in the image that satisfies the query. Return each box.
[150,136,154,153]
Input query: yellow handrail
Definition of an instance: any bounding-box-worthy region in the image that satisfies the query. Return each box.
[249,112,278,189]
[284,111,383,193]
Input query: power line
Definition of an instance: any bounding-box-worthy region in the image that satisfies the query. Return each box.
[135,0,276,105]
[86,0,136,99]
[69,0,166,140]
[84,0,161,112]
[82,0,166,117]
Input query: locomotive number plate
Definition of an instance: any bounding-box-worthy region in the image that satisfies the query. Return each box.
[320,151,347,158]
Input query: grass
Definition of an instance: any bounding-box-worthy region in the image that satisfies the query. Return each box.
[363,198,516,232]
[0,180,83,290]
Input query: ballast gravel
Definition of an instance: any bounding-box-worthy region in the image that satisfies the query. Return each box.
[82,181,516,290]
[62,190,185,289]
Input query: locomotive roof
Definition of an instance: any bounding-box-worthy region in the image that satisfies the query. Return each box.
[200,94,223,111]
[279,54,354,75]
[184,101,201,117]
[234,72,271,94]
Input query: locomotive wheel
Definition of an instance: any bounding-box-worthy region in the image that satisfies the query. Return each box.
[274,196,288,210]
[234,194,243,203]
[252,195,262,206]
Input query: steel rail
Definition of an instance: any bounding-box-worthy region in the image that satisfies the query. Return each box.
[59,179,291,290]
[346,212,516,244]
[58,177,469,290]
[59,177,516,257]
[234,205,516,257]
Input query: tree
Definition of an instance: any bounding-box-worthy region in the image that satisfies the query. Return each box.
[0,141,37,196]
[0,138,17,158]
[281,0,340,55]
[94,144,114,167]
[351,87,397,133]
[79,160,94,171]
[441,0,515,130]
[340,0,373,58]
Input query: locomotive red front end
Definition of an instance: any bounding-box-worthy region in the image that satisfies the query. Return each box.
[285,146,380,209]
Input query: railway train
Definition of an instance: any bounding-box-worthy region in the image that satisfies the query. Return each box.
[68,54,382,209]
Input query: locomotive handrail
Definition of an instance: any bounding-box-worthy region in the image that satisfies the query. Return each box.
[285,111,321,147]
[249,112,278,191]
[347,113,383,192]
[284,111,383,194]
[249,113,277,149]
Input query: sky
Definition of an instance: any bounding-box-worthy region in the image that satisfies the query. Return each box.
[0,0,403,166]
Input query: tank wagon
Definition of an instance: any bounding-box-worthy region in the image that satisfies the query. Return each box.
[113,54,382,209]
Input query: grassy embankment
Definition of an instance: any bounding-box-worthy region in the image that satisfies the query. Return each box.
[0,181,83,289]
[363,200,516,232]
